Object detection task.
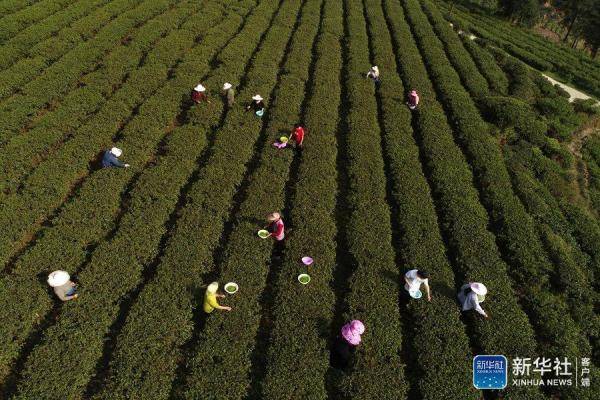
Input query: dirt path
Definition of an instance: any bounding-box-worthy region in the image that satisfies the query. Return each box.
[542,74,599,104]
[452,25,599,105]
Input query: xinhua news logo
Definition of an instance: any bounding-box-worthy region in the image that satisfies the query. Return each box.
[473,355,508,390]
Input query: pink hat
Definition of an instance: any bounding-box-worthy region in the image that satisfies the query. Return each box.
[341,320,365,346]
[410,90,417,95]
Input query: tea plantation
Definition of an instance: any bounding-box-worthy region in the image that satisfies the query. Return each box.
[0,0,599,399]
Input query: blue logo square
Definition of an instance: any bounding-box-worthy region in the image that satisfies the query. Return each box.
[473,355,507,390]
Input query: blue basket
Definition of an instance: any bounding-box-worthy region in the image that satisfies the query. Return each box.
[255,109,264,117]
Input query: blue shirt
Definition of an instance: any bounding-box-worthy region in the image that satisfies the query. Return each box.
[102,151,124,168]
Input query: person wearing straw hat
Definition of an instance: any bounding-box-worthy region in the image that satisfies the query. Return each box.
[48,270,78,301]
[191,83,209,104]
[407,89,420,109]
[265,212,285,241]
[331,320,365,369]
[102,147,130,168]
[458,282,489,319]
[404,269,431,301]
[289,123,305,149]
[222,82,235,108]
[246,94,265,115]
[366,65,380,83]
[203,282,232,313]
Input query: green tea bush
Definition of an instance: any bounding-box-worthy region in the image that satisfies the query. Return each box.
[5,2,265,397]
[365,1,477,398]
[388,2,542,398]
[460,36,509,94]
[331,1,408,397]
[0,0,112,75]
[0,0,175,146]
[261,2,343,398]
[180,2,324,398]
[406,2,600,397]
[0,0,74,43]
[0,0,205,194]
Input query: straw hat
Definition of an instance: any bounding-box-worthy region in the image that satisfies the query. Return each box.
[207,282,219,293]
[341,320,365,345]
[110,147,122,157]
[194,84,206,92]
[48,270,70,287]
[267,212,280,221]
[223,82,232,90]
[470,282,487,296]
[252,94,263,101]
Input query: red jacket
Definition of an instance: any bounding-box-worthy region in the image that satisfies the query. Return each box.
[292,127,305,144]
[267,219,285,239]
[192,90,207,103]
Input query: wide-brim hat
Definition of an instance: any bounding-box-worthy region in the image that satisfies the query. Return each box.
[470,282,487,296]
[410,90,417,95]
[207,282,219,293]
[252,94,263,101]
[267,212,280,221]
[223,82,232,90]
[48,270,70,287]
[194,84,206,92]
[372,66,379,72]
[110,147,122,157]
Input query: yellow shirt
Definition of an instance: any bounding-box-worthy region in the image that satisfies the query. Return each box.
[203,291,220,313]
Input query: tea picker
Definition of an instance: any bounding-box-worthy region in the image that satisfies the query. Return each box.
[222,82,235,108]
[47,270,78,301]
[331,320,365,370]
[366,65,380,84]
[458,282,489,319]
[407,89,420,110]
[289,124,305,149]
[264,212,285,241]
[246,94,265,117]
[203,282,232,313]
[404,269,431,301]
[192,83,209,104]
[102,147,130,168]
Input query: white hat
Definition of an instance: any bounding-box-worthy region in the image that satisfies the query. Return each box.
[110,147,122,157]
[194,84,206,92]
[470,282,487,296]
[252,94,263,101]
[372,66,379,72]
[48,270,70,287]
[267,212,281,222]
[207,282,219,293]
[223,82,232,90]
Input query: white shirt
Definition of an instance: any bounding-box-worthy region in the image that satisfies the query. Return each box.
[404,269,428,292]
[458,284,486,316]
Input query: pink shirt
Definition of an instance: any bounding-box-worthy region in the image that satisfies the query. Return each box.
[268,219,285,241]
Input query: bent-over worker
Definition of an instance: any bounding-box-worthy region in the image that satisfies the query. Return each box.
[290,124,305,149]
[331,320,365,370]
[192,84,209,104]
[265,212,285,241]
[203,282,232,313]
[246,94,265,114]
[458,282,489,319]
[407,89,420,109]
[102,147,129,168]
[404,269,431,301]
[222,82,235,108]
[48,270,78,301]
[366,65,380,83]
